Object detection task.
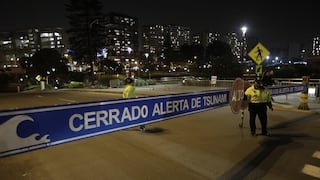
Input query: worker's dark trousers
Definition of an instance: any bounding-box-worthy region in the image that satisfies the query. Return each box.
[248,103,268,134]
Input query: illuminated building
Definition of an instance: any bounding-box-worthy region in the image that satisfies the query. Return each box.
[0,27,66,70]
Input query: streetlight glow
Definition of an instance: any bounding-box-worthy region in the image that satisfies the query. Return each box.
[144,53,149,59]
[241,26,247,37]
[127,47,132,54]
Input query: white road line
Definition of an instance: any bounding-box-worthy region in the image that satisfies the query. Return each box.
[301,164,320,178]
[312,151,320,159]
[58,98,77,103]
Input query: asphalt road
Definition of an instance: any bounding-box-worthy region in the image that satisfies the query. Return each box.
[0,85,320,179]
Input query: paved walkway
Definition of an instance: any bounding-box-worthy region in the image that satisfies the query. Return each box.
[271,87,320,113]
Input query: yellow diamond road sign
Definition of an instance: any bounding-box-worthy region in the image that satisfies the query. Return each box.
[248,42,270,65]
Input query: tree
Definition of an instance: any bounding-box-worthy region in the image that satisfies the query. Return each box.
[180,44,205,65]
[206,40,242,78]
[27,49,69,77]
[102,59,123,74]
[163,35,176,66]
[65,0,105,78]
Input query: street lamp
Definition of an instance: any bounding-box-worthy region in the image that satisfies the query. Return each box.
[241,26,247,37]
[240,26,248,63]
[127,47,133,78]
[144,53,150,80]
[88,19,99,65]
[88,19,100,82]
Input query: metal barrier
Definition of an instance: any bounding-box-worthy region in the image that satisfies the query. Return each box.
[0,84,305,157]
[180,78,320,88]
[275,78,320,87]
[0,90,230,157]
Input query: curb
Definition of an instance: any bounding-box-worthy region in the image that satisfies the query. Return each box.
[273,104,319,114]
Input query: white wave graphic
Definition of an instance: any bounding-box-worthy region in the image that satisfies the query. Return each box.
[0,115,50,152]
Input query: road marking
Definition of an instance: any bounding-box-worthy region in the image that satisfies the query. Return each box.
[58,98,77,103]
[301,164,320,178]
[313,151,320,159]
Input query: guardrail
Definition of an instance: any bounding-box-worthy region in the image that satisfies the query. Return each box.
[181,78,320,88]
[274,78,320,87]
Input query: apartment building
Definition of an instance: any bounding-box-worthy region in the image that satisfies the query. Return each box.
[0,27,66,71]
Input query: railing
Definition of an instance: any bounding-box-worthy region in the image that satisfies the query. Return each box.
[274,78,320,87]
[181,78,320,88]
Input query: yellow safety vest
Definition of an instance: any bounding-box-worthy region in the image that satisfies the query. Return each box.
[245,85,272,103]
[123,85,136,98]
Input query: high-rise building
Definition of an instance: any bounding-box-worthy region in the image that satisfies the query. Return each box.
[141,24,165,65]
[194,32,222,47]
[225,32,240,60]
[102,12,139,66]
[141,24,191,65]
[191,32,240,60]
[0,27,66,70]
[312,36,320,56]
[306,36,320,71]
[164,25,191,50]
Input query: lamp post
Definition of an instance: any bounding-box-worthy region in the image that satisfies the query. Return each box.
[241,26,247,63]
[126,47,133,78]
[144,53,150,80]
[88,19,99,83]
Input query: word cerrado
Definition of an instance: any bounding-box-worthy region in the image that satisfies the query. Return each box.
[69,94,227,132]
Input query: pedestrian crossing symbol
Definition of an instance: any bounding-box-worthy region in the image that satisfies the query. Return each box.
[248,42,270,65]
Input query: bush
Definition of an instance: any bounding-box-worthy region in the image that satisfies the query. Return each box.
[67,81,84,88]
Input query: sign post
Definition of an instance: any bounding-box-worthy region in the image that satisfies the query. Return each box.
[230,78,251,127]
[248,42,270,76]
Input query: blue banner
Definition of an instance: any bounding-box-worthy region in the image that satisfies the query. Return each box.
[0,90,229,157]
[269,84,305,96]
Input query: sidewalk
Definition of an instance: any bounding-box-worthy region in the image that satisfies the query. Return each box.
[272,87,320,113]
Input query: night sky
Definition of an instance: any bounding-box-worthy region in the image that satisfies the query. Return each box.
[1,0,319,51]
